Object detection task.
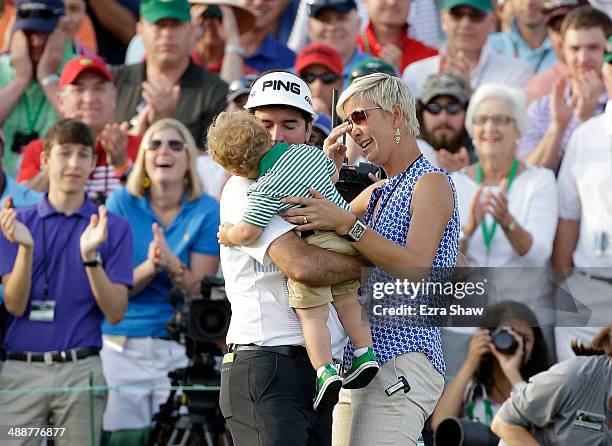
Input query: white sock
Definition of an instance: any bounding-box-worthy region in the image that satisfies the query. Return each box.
[317,364,330,377]
[354,347,369,357]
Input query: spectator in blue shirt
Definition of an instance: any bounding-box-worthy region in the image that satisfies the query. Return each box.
[0,119,133,445]
[101,118,220,446]
[241,0,296,71]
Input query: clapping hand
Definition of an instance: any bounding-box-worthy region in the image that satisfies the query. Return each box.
[484,178,513,228]
[142,75,181,121]
[148,223,178,270]
[437,147,469,173]
[80,205,108,260]
[0,197,34,247]
[99,122,130,167]
[217,222,233,246]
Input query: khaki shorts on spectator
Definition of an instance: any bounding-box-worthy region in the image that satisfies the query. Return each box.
[288,231,361,309]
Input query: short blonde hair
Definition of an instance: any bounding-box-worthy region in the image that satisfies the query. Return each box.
[337,73,419,137]
[127,118,203,201]
[207,111,271,175]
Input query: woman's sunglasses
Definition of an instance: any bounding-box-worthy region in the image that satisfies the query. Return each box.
[346,107,381,126]
[424,103,464,116]
[146,139,185,151]
[301,72,341,85]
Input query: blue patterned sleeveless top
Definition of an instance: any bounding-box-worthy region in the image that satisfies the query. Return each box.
[345,155,460,376]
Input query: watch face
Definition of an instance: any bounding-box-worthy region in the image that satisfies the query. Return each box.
[350,220,366,240]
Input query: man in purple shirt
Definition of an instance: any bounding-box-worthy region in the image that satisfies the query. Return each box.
[0,119,133,445]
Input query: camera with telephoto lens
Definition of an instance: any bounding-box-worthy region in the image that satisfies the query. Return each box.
[11,131,39,153]
[336,162,385,202]
[490,327,524,355]
[435,417,499,446]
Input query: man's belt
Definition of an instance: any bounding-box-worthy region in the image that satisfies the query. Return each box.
[5,347,101,364]
[230,344,308,361]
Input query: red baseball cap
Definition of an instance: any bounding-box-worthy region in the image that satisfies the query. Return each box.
[295,44,343,76]
[59,56,113,88]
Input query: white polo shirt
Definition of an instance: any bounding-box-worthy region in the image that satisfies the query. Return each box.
[557,101,612,271]
[220,176,348,359]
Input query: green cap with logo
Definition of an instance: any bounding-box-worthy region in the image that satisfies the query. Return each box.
[443,0,493,11]
[141,0,191,23]
[606,36,612,64]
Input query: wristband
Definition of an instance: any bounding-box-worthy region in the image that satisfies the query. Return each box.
[225,44,245,56]
[40,74,60,87]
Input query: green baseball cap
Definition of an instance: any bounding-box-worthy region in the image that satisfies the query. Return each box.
[140,0,191,23]
[606,36,612,64]
[443,0,493,12]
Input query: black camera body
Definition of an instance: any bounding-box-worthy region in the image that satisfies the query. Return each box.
[490,327,523,355]
[166,276,231,348]
[336,162,385,202]
[11,131,39,153]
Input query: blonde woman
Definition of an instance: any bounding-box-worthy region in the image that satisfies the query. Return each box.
[100,118,220,445]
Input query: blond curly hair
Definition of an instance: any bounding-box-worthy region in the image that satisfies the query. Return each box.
[207,111,271,176]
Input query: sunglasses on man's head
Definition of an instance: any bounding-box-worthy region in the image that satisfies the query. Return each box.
[17,8,63,20]
[448,7,487,23]
[346,107,381,126]
[146,139,185,151]
[301,72,341,85]
[424,103,464,115]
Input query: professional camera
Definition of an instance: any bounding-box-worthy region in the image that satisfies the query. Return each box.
[149,277,231,446]
[490,327,524,355]
[11,131,39,153]
[434,417,499,446]
[336,162,385,202]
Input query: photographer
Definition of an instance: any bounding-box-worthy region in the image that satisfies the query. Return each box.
[100,118,220,445]
[0,0,75,177]
[431,301,552,432]
[492,326,612,446]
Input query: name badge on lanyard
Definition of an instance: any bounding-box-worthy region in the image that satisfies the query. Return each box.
[29,300,56,322]
[573,410,605,431]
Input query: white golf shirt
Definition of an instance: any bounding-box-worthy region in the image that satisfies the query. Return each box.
[220,176,347,359]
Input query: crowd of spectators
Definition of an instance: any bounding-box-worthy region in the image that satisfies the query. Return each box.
[0,0,610,445]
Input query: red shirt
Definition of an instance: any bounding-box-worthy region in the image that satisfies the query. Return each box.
[18,135,141,194]
[357,23,438,72]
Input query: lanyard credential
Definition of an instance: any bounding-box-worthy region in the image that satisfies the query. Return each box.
[475,159,519,253]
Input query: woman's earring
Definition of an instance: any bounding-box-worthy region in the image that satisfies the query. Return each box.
[143,175,151,188]
[395,128,401,144]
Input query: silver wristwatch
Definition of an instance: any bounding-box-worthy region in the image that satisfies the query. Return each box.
[342,218,367,242]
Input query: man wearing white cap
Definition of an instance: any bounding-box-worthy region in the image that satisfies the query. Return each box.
[217,70,363,444]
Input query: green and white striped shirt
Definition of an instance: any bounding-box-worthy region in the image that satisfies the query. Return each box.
[244,142,350,228]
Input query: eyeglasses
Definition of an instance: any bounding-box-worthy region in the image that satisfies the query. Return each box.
[424,103,464,115]
[472,115,514,126]
[346,107,381,126]
[301,72,341,85]
[448,7,487,23]
[146,139,186,151]
[17,8,63,20]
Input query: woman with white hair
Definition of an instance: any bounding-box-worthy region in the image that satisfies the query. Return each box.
[99,118,220,444]
[444,83,559,378]
[454,83,558,267]
[283,73,460,446]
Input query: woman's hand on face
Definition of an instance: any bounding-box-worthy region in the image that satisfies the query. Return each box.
[465,329,493,372]
[323,122,352,172]
[464,185,485,236]
[282,188,356,234]
[491,328,525,384]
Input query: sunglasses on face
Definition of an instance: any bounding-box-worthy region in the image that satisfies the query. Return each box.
[146,139,186,151]
[448,7,487,23]
[424,103,464,115]
[472,114,514,126]
[17,8,63,20]
[301,71,341,85]
[346,107,382,126]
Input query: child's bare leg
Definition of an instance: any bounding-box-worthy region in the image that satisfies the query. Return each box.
[332,292,372,349]
[296,304,332,370]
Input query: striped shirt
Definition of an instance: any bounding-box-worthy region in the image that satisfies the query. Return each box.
[244,143,350,228]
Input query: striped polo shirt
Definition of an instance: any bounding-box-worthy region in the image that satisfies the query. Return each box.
[244,142,350,228]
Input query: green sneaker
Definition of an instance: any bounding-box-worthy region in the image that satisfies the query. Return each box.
[342,347,379,389]
[313,364,342,411]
